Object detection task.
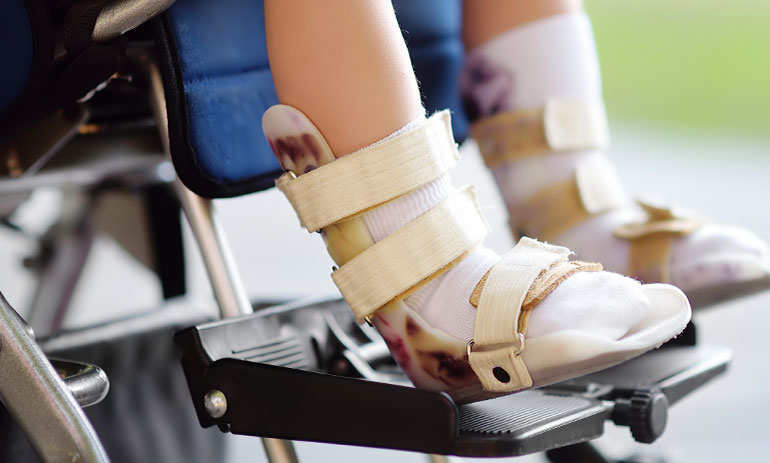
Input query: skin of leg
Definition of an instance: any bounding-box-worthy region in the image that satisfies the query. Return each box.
[462,0,583,50]
[265,0,424,157]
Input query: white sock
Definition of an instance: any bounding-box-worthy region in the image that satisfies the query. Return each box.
[461,13,604,204]
[360,118,650,341]
[461,13,770,290]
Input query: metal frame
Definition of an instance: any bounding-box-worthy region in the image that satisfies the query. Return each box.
[0,1,183,460]
[5,142,173,336]
[25,190,95,336]
[0,293,109,462]
[147,59,298,463]
[93,0,177,42]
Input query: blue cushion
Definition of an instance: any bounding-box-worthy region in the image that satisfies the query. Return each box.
[0,0,34,113]
[399,0,467,140]
[166,0,282,185]
[164,0,465,195]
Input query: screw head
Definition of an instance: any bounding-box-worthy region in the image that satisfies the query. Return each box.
[204,390,228,419]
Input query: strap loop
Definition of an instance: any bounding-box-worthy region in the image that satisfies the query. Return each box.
[468,237,571,392]
[276,111,460,232]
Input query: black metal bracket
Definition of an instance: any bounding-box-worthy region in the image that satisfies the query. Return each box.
[174,298,731,458]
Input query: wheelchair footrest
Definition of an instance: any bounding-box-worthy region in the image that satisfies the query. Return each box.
[174,298,731,457]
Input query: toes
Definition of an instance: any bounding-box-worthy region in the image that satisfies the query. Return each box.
[674,224,769,261]
[671,224,770,291]
[527,271,650,340]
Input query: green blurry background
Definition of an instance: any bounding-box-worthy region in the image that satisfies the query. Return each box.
[586,0,770,136]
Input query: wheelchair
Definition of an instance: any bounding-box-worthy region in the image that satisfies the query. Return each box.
[0,0,734,461]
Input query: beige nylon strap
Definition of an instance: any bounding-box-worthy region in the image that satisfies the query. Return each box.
[275,111,459,232]
[510,176,587,242]
[575,157,626,214]
[332,186,488,323]
[472,98,609,168]
[468,237,571,392]
[625,233,675,283]
[511,158,626,241]
[470,260,602,332]
[615,200,702,283]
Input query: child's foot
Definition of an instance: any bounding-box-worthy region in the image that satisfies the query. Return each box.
[461,13,770,307]
[264,105,691,402]
[484,143,770,307]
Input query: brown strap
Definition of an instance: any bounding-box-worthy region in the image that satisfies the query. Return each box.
[509,157,626,242]
[615,201,702,283]
[471,98,610,168]
[471,107,548,167]
[509,176,590,242]
[625,233,675,283]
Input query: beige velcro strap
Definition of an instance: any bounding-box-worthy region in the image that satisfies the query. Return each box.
[625,233,675,283]
[615,200,703,283]
[471,98,609,168]
[275,111,459,232]
[511,158,626,241]
[332,186,488,323]
[470,260,602,333]
[468,237,571,392]
[575,157,625,214]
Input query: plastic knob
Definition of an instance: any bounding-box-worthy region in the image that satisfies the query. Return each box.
[612,389,669,444]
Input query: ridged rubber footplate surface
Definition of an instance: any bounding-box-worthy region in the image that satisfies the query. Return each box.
[452,391,606,457]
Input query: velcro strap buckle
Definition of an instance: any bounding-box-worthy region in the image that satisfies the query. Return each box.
[575,157,625,214]
[544,98,609,152]
[468,237,571,392]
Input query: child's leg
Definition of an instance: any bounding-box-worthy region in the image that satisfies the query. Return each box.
[461,2,770,305]
[263,0,689,401]
[265,0,422,156]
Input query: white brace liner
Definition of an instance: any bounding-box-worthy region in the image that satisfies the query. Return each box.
[469,238,571,392]
[575,157,626,214]
[333,186,488,323]
[544,98,610,153]
[275,111,460,233]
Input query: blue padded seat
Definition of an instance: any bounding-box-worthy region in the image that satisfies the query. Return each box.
[158,0,465,198]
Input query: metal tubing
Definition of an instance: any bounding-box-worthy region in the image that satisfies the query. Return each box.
[0,293,109,462]
[262,438,299,463]
[148,59,295,460]
[147,62,252,319]
[176,187,254,318]
[26,192,95,336]
[93,0,176,42]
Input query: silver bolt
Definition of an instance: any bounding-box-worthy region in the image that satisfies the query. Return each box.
[204,390,228,419]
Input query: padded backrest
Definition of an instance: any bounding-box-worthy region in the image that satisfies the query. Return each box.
[397,0,467,142]
[156,0,282,198]
[157,0,465,199]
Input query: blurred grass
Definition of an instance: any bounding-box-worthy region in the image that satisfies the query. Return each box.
[586,0,770,136]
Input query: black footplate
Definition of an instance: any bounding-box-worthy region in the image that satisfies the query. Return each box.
[174,298,730,458]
